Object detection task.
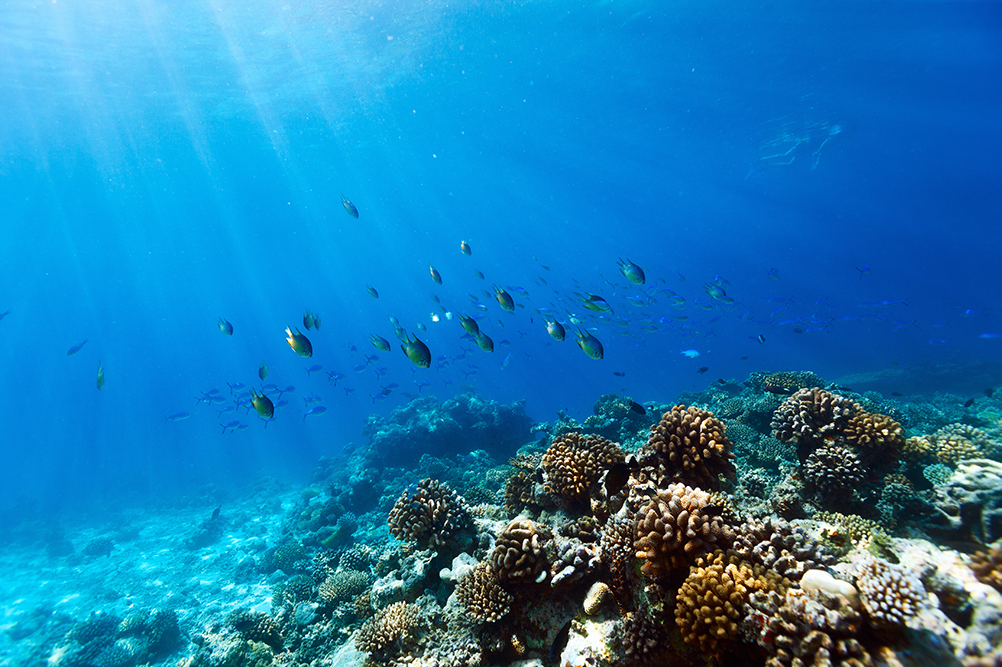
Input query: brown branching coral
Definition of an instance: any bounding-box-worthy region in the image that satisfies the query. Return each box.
[925,424,992,466]
[747,588,872,667]
[503,471,535,517]
[644,405,735,490]
[387,478,473,549]
[969,548,1002,592]
[843,411,904,454]
[731,517,835,582]
[771,388,861,461]
[634,482,734,579]
[541,432,624,505]
[856,557,927,627]
[355,601,423,657]
[599,513,635,601]
[455,562,513,622]
[491,518,550,583]
[675,550,791,654]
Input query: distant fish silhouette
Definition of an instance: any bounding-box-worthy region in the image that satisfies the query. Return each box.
[66,339,88,356]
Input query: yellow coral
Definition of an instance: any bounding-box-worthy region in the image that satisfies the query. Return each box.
[644,405,735,490]
[541,432,624,504]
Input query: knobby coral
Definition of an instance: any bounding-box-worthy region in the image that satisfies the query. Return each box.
[455,562,513,622]
[491,518,550,583]
[355,601,423,657]
[387,478,473,549]
[856,557,927,627]
[541,432,625,505]
[644,405,735,490]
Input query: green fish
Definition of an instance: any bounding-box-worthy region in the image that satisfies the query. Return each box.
[341,194,359,219]
[459,314,480,336]
[217,318,233,335]
[475,332,494,353]
[258,361,269,380]
[401,332,431,368]
[582,294,613,314]
[285,327,313,357]
[250,387,275,419]
[475,269,485,280]
[303,309,315,330]
[617,258,646,285]
[366,284,379,299]
[545,318,565,341]
[460,240,472,256]
[493,285,514,312]
[575,329,604,360]
[430,266,443,285]
[370,334,391,352]
[96,361,105,390]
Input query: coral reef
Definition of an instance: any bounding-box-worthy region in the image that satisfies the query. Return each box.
[771,388,861,461]
[856,556,928,627]
[731,516,835,581]
[491,517,550,583]
[969,548,1002,592]
[354,601,423,659]
[802,444,866,500]
[455,562,513,622]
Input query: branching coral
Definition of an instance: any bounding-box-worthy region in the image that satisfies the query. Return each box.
[355,601,423,657]
[771,388,861,461]
[644,405,735,490]
[599,513,635,600]
[634,482,734,579]
[969,548,1002,592]
[731,517,834,581]
[503,471,536,517]
[802,444,866,498]
[843,411,904,456]
[490,518,550,583]
[228,611,283,651]
[387,478,473,549]
[541,432,624,505]
[318,569,373,605]
[856,557,927,627]
[761,371,826,395]
[455,562,513,622]
[675,550,791,653]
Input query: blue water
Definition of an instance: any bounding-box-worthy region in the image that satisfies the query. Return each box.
[1,0,1000,508]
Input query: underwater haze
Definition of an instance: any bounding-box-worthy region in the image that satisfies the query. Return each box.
[1,0,1000,506]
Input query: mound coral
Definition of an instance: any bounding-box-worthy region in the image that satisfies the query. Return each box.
[761,371,826,395]
[843,411,904,455]
[771,388,861,461]
[644,405,735,490]
[969,548,1002,592]
[675,550,791,653]
[503,471,536,517]
[634,482,734,579]
[318,569,373,605]
[228,611,283,651]
[490,518,550,583]
[387,478,473,549]
[599,513,635,599]
[541,432,625,505]
[455,562,513,622]
[802,444,866,498]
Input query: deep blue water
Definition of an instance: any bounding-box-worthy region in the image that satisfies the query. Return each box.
[1,0,1000,509]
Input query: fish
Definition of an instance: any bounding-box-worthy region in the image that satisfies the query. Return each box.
[370,334,392,352]
[582,293,612,313]
[302,406,328,421]
[96,362,105,390]
[401,332,431,368]
[545,318,565,342]
[575,329,604,360]
[702,504,723,516]
[697,366,709,374]
[341,194,359,218]
[366,284,379,299]
[629,400,646,415]
[856,265,871,279]
[430,265,443,285]
[0,310,9,321]
[303,393,323,405]
[756,334,766,344]
[227,382,245,393]
[740,356,749,360]
[890,392,904,397]
[327,371,345,385]
[285,326,313,357]
[217,318,233,335]
[460,240,472,255]
[859,299,908,307]
[501,353,511,368]
[303,310,314,330]
[416,322,427,332]
[474,269,485,280]
[613,371,625,377]
[964,398,976,408]
[767,267,779,280]
[250,388,274,419]
[166,412,191,422]
[549,619,572,662]
[605,462,630,497]
[220,420,241,434]
[680,349,700,358]
[459,314,480,336]
[66,339,88,356]
[216,405,236,416]
[494,285,515,312]
[978,333,1002,339]
[313,315,321,330]
[475,332,495,353]
[259,361,269,380]
[305,364,323,376]
[617,257,646,285]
